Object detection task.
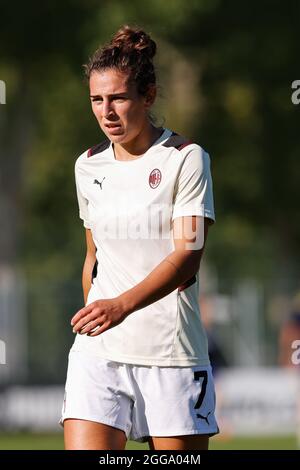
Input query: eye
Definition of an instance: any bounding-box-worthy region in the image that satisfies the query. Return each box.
[113,97,126,102]
[91,98,103,103]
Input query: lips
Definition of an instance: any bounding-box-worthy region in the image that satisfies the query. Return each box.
[105,123,121,129]
[104,123,122,135]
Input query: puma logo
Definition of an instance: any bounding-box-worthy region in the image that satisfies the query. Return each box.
[94,177,105,189]
[197,410,212,425]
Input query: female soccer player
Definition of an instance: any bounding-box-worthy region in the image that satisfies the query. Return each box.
[61,25,219,450]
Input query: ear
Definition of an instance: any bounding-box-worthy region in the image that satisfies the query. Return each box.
[144,85,156,108]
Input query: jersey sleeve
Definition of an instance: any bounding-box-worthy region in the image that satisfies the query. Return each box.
[172,145,215,224]
[75,162,91,229]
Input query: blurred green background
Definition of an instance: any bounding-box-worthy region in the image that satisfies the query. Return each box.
[0,0,300,450]
[0,433,297,450]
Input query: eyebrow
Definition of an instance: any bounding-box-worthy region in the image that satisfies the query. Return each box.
[90,92,128,98]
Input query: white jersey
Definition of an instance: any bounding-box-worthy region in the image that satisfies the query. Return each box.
[71,128,215,366]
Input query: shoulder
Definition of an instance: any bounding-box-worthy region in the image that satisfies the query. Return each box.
[163,131,210,167]
[75,139,110,171]
[162,131,194,151]
[86,139,110,158]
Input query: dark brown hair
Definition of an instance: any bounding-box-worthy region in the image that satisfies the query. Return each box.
[84,25,157,96]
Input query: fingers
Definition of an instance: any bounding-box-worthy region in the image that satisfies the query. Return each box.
[88,323,108,336]
[76,318,109,336]
[72,312,101,333]
[78,319,101,335]
[70,299,117,336]
[72,304,102,333]
[71,303,94,327]
[71,301,109,335]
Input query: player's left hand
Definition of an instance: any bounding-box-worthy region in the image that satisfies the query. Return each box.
[71,298,128,336]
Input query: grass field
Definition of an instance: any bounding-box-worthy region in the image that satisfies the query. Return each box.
[0,433,298,450]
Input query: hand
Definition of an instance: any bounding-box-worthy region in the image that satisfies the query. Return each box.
[71,297,129,337]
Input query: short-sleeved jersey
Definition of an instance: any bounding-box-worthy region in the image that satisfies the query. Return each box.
[71,128,215,366]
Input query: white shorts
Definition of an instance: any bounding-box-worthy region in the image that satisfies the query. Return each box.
[60,350,219,442]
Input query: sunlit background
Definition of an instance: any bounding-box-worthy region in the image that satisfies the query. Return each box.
[0,0,300,450]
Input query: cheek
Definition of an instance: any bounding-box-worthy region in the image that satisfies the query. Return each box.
[91,104,99,117]
[92,105,104,124]
[125,103,146,124]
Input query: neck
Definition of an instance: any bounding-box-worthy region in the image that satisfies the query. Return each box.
[113,123,163,161]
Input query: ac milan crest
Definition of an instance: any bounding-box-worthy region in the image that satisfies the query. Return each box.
[149,168,162,189]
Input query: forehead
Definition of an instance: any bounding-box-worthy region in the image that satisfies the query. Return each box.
[89,69,135,95]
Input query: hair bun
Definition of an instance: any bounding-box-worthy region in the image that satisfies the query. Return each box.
[85,25,157,95]
[111,25,156,60]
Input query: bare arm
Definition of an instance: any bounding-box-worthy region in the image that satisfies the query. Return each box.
[119,216,210,314]
[71,216,211,335]
[82,228,97,305]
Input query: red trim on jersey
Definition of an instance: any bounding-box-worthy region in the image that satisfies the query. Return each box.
[177,140,193,151]
[87,148,92,158]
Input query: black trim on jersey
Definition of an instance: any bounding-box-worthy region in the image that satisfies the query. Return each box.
[87,140,110,157]
[162,133,193,151]
[178,275,197,292]
[92,260,98,281]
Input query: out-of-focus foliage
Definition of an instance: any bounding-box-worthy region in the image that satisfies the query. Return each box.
[1,0,299,279]
[0,0,299,381]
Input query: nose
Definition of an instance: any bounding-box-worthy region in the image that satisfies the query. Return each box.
[102,99,114,118]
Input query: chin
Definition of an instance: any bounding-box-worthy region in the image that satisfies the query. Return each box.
[108,134,127,144]
[106,133,132,146]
